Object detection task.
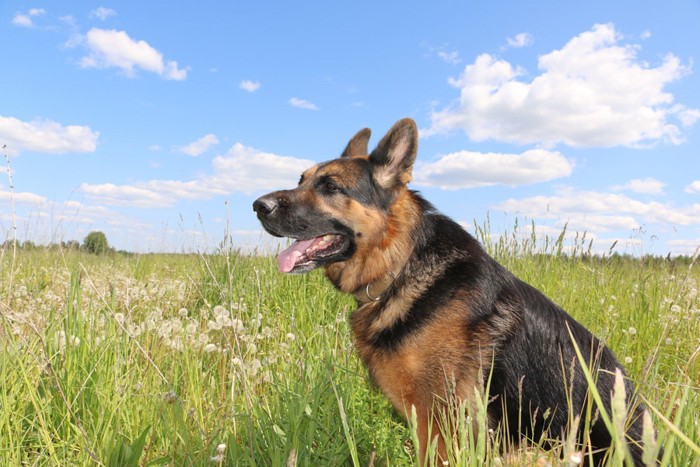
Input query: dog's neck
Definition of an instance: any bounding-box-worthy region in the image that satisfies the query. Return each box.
[351,271,398,304]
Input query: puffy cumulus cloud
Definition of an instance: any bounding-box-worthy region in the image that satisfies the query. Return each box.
[80,143,315,207]
[289,97,319,111]
[494,187,700,231]
[413,149,572,189]
[240,80,261,92]
[180,134,219,156]
[0,115,99,154]
[427,23,697,148]
[611,177,665,195]
[80,28,189,80]
[685,180,700,194]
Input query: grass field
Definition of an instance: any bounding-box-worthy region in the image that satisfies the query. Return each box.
[1,224,698,466]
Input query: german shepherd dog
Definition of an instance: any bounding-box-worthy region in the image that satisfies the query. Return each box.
[253,119,655,465]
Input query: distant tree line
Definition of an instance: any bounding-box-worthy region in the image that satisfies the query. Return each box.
[0,231,131,255]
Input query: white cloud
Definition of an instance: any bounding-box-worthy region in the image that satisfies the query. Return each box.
[12,14,32,27]
[0,115,99,154]
[438,50,461,65]
[667,239,700,256]
[413,149,572,189]
[504,32,533,49]
[289,97,319,111]
[80,142,315,207]
[80,28,189,80]
[240,80,261,92]
[0,187,47,205]
[90,7,117,20]
[685,180,700,194]
[427,23,697,148]
[78,183,174,208]
[12,9,45,27]
[612,177,665,194]
[676,107,700,127]
[494,187,700,229]
[180,134,219,156]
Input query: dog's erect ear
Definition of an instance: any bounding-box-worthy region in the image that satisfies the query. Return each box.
[369,118,418,188]
[341,128,372,158]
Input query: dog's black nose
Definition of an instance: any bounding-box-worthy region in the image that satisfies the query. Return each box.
[253,196,278,217]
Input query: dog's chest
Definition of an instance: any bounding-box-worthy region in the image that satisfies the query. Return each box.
[349,299,479,415]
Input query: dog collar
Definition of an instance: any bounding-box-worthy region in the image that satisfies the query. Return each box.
[352,272,397,304]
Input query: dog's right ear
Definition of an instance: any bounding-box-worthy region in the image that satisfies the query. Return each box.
[341,128,371,158]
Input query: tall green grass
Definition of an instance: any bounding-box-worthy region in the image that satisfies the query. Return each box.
[0,224,698,465]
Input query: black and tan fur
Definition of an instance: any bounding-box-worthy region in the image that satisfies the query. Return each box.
[253,119,655,465]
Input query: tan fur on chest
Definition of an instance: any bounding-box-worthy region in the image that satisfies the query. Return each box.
[351,300,483,417]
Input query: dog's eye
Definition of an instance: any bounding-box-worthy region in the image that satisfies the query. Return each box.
[324,181,339,192]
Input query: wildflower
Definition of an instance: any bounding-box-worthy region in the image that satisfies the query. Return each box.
[204,343,218,353]
[670,304,680,313]
[567,452,583,465]
[211,443,227,463]
[197,333,210,346]
[186,321,198,334]
[665,338,672,345]
[286,332,296,341]
[213,305,229,319]
[627,327,637,336]
[170,318,183,333]
[113,313,125,325]
[624,356,633,364]
[178,307,188,317]
[208,320,222,331]
[128,324,142,337]
[231,318,245,333]
[249,358,262,376]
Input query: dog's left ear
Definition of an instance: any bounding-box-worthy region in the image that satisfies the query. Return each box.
[341,128,371,158]
[369,118,418,188]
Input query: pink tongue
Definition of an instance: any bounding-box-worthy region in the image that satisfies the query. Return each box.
[277,238,317,272]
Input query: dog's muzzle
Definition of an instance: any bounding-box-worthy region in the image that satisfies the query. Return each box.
[253,192,288,220]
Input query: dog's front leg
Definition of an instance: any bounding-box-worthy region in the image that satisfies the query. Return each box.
[412,403,448,466]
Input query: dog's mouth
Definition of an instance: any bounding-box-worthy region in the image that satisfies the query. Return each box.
[277,234,350,273]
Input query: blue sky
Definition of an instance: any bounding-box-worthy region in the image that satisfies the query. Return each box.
[1,1,699,256]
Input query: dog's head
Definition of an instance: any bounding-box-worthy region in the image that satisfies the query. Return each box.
[253,118,418,275]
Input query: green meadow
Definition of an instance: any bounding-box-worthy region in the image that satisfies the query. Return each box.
[1,224,698,466]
